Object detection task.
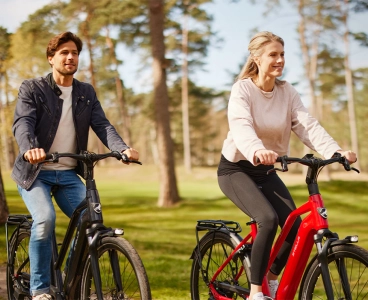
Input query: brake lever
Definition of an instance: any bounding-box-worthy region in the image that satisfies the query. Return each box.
[352,167,360,173]
[45,153,59,163]
[265,156,288,175]
[267,167,288,175]
[340,156,360,173]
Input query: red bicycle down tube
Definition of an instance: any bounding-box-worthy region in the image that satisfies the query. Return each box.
[271,193,329,299]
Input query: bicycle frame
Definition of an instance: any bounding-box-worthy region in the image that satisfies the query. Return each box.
[269,190,329,299]
[201,154,359,300]
[7,151,136,300]
[206,190,337,300]
[52,152,124,300]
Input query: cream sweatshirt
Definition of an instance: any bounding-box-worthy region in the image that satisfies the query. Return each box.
[221,78,341,165]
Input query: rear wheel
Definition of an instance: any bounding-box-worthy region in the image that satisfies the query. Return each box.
[190,231,251,300]
[300,244,368,300]
[7,228,32,300]
[80,236,151,300]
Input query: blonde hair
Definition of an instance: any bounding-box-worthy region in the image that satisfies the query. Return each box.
[236,31,285,85]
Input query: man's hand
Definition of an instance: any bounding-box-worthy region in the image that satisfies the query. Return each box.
[24,148,46,164]
[122,148,139,164]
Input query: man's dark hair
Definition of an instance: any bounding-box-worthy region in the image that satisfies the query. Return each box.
[46,31,83,58]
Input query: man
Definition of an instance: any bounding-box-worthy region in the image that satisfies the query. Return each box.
[12,31,138,300]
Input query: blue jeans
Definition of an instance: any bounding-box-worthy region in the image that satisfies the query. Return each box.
[18,170,85,296]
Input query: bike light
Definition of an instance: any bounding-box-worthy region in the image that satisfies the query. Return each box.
[347,235,359,243]
[114,228,124,235]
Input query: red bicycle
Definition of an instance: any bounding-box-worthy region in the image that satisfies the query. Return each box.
[190,153,368,300]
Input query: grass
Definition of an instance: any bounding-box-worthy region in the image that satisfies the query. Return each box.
[1,164,368,299]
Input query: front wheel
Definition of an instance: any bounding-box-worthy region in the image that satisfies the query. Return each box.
[300,244,368,300]
[190,231,251,300]
[80,236,151,300]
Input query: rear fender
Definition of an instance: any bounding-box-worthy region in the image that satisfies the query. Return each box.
[190,229,242,259]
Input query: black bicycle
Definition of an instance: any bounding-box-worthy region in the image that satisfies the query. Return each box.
[6,150,151,300]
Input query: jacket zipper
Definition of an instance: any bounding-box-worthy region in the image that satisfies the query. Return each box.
[39,96,52,115]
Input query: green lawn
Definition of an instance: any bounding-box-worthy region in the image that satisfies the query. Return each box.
[1,164,368,300]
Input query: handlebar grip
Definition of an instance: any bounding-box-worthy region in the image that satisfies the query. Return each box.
[255,157,282,164]
[121,153,142,165]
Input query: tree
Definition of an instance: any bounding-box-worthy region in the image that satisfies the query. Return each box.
[167,0,216,172]
[8,2,67,82]
[0,165,9,224]
[353,67,368,171]
[335,0,360,169]
[181,2,191,172]
[148,0,180,207]
[0,27,12,170]
[0,26,11,224]
[64,0,148,149]
[168,79,226,166]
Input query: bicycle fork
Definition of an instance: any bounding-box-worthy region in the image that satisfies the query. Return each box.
[86,227,104,300]
[314,229,354,300]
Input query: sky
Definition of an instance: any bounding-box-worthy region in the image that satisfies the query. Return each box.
[1,0,368,102]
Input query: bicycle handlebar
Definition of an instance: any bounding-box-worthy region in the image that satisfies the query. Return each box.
[259,153,359,175]
[43,151,142,165]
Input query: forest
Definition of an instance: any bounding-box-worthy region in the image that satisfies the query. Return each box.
[0,0,367,217]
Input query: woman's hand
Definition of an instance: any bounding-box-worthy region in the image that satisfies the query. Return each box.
[122,148,139,164]
[337,150,357,164]
[24,148,46,164]
[254,149,278,165]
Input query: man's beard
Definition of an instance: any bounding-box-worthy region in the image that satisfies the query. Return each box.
[56,66,78,76]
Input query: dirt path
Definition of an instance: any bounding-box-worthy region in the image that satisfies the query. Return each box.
[0,264,7,299]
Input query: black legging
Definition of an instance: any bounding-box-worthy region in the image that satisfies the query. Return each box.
[218,172,301,285]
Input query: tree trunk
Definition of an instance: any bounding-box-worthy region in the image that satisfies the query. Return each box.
[81,16,106,158]
[0,165,9,224]
[148,0,180,207]
[0,74,11,170]
[341,0,360,169]
[181,11,191,173]
[298,0,331,179]
[105,30,132,146]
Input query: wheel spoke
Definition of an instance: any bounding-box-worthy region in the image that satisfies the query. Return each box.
[301,245,368,300]
[191,232,250,300]
[81,237,150,300]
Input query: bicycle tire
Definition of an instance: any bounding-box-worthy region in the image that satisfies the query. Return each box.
[7,228,32,300]
[80,236,151,300]
[190,231,251,300]
[300,244,368,300]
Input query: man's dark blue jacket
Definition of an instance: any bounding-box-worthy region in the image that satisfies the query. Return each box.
[12,73,128,190]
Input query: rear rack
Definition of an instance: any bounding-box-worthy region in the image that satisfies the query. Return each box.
[6,215,33,227]
[6,215,33,262]
[196,220,242,233]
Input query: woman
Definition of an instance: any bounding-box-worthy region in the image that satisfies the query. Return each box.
[217,31,357,300]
